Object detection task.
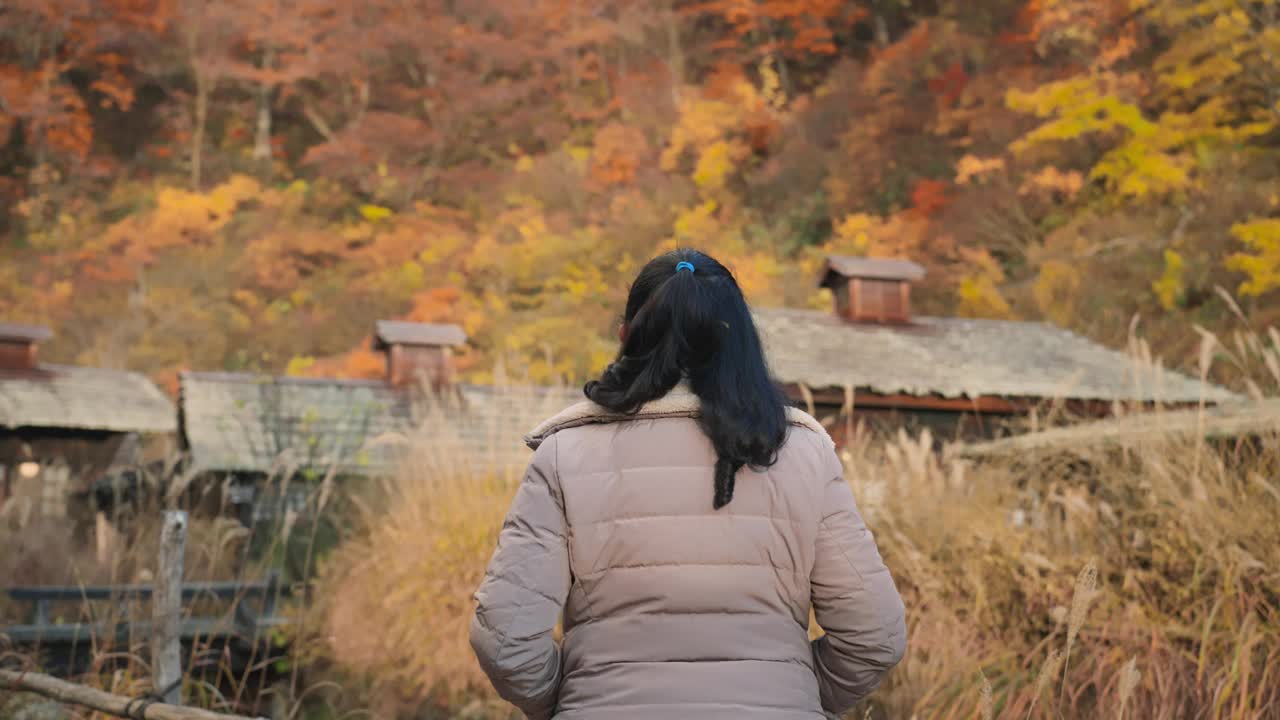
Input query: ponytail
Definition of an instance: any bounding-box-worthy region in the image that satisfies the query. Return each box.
[585,250,789,509]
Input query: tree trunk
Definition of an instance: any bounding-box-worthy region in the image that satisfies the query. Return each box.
[192,68,208,190]
[873,14,890,48]
[253,48,275,168]
[665,3,684,105]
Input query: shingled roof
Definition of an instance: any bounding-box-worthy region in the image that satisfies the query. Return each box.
[819,256,926,284]
[373,320,467,349]
[179,372,579,476]
[0,323,54,343]
[0,364,176,433]
[960,399,1280,457]
[752,308,1237,404]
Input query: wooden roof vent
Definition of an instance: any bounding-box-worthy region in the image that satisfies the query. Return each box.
[0,323,52,371]
[817,256,925,325]
[372,320,467,389]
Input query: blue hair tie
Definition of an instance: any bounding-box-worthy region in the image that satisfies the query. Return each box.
[675,261,695,274]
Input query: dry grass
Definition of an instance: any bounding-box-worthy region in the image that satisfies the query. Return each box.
[309,326,1280,720]
[0,468,310,719]
[302,387,571,719]
[848,423,1280,719]
[845,319,1280,719]
[6,325,1277,720]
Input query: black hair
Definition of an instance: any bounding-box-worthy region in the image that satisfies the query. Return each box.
[584,249,789,509]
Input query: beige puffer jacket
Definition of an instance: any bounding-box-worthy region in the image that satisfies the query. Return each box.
[470,390,906,720]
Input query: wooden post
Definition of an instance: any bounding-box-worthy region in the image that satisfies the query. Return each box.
[152,510,188,706]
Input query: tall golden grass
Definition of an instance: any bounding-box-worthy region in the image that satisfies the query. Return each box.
[4,322,1276,720]
[304,388,571,720]
[309,326,1280,719]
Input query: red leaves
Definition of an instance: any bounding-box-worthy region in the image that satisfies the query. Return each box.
[909,178,951,218]
[689,0,856,61]
[927,60,970,108]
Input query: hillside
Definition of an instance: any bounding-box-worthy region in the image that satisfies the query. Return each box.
[2,0,1279,389]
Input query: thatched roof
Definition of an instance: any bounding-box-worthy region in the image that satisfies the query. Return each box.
[959,399,1280,457]
[752,308,1237,405]
[0,365,176,434]
[179,372,578,475]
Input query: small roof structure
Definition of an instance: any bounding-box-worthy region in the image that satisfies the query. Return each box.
[0,323,54,343]
[373,321,467,350]
[959,399,1280,457]
[818,256,926,287]
[0,364,176,433]
[752,307,1237,405]
[179,372,579,476]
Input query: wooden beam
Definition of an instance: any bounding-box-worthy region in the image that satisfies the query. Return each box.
[6,575,286,603]
[0,669,264,720]
[789,386,1025,414]
[153,511,187,706]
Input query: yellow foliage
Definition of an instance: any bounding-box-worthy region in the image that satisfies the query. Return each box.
[661,82,756,174]
[1011,0,1280,202]
[758,57,786,112]
[49,281,73,305]
[149,174,261,240]
[1008,77,1199,198]
[692,140,742,193]
[1153,249,1186,309]
[359,204,394,222]
[672,201,721,244]
[958,275,1013,318]
[566,145,592,171]
[499,314,614,384]
[285,355,316,376]
[552,260,612,301]
[1227,218,1280,297]
[831,213,878,254]
[823,213,940,282]
[724,252,783,304]
[957,248,1013,319]
[1034,260,1082,326]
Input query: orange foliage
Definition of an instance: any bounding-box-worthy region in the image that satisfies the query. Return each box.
[589,124,650,189]
[407,287,464,324]
[5,0,1278,391]
[298,344,386,381]
[909,178,952,218]
[689,0,862,60]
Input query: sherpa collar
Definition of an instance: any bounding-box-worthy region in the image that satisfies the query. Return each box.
[523,388,829,449]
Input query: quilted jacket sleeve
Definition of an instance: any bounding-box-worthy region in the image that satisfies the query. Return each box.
[470,434,571,720]
[810,449,907,715]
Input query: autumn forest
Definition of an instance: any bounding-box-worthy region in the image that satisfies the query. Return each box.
[3,0,1280,389]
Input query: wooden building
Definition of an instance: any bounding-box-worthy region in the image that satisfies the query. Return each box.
[178,320,578,528]
[752,256,1238,441]
[0,323,176,538]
